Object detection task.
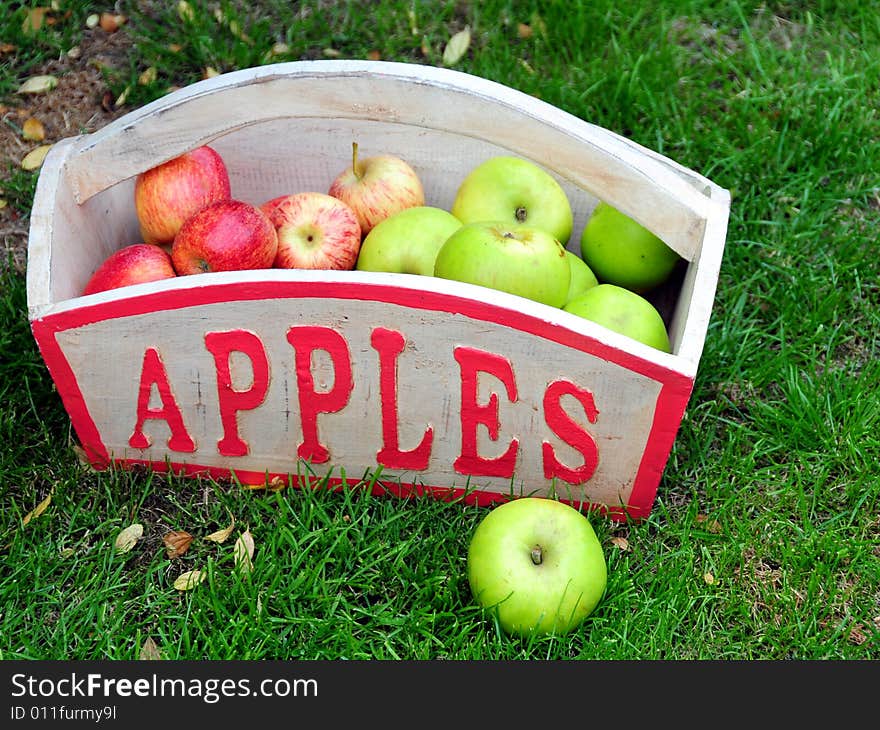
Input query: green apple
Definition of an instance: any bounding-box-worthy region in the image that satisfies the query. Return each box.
[564,283,671,352]
[433,221,570,308]
[580,201,681,292]
[355,206,462,275]
[467,497,607,638]
[451,156,574,244]
[564,250,599,305]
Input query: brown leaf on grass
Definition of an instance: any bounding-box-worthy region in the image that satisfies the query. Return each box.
[173,569,206,591]
[22,143,52,171]
[610,536,630,551]
[0,198,7,210]
[138,66,157,85]
[442,26,471,66]
[114,85,131,108]
[367,50,381,61]
[0,43,17,55]
[202,67,220,79]
[177,1,195,22]
[163,530,194,558]
[17,75,58,94]
[22,7,51,35]
[696,514,722,533]
[204,512,235,544]
[703,572,716,585]
[22,117,46,141]
[234,529,255,574]
[517,23,533,39]
[267,475,287,491]
[139,636,163,660]
[99,13,127,33]
[22,490,53,526]
[114,523,144,553]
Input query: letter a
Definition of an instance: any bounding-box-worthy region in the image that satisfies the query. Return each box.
[129,347,195,452]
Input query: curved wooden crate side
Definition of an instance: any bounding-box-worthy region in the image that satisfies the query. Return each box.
[62,60,724,263]
[28,270,694,521]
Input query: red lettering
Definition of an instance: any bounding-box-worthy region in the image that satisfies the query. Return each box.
[129,347,196,452]
[204,330,270,457]
[453,346,519,478]
[371,327,433,471]
[287,326,353,464]
[542,379,599,484]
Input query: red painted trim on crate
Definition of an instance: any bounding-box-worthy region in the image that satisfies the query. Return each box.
[30,278,694,520]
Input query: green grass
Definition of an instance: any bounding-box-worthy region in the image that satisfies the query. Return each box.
[2,0,878,660]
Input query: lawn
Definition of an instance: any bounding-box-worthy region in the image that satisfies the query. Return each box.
[1,1,878,660]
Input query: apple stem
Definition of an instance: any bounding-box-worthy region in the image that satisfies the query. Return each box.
[530,546,543,565]
[351,141,362,180]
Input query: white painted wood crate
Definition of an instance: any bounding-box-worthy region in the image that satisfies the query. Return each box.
[26,60,729,521]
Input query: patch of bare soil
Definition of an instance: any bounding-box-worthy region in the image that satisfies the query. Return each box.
[1,26,135,273]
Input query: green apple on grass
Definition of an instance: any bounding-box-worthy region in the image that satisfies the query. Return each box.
[564,283,671,353]
[564,250,599,305]
[451,156,574,244]
[467,497,607,637]
[355,206,462,276]
[433,221,570,308]
[580,201,681,292]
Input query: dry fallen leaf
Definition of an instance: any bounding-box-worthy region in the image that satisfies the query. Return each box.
[22,117,46,141]
[367,50,381,61]
[0,199,7,210]
[139,636,163,660]
[517,23,533,39]
[0,43,17,55]
[204,512,235,543]
[174,569,206,591]
[22,144,52,171]
[163,530,194,558]
[234,529,255,574]
[17,75,58,95]
[610,536,630,551]
[696,514,722,533]
[202,67,220,79]
[138,66,157,85]
[23,7,51,35]
[99,13,126,32]
[177,1,194,22]
[442,26,471,66]
[22,490,53,526]
[114,523,144,553]
[114,85,131,108]
[270,42,289,56]
[703,572,716,585]
[85,13,100,29]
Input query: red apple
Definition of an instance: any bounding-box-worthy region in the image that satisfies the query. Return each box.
[260,192,362,270]
[327,142,425,236]
[171,199,278,275]
[82,243,177,295]
[134,145,231,248]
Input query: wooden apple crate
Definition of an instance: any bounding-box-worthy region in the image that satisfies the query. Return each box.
[26,60,729,521]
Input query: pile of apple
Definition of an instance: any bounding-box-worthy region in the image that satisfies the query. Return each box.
[83,142,681,353]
